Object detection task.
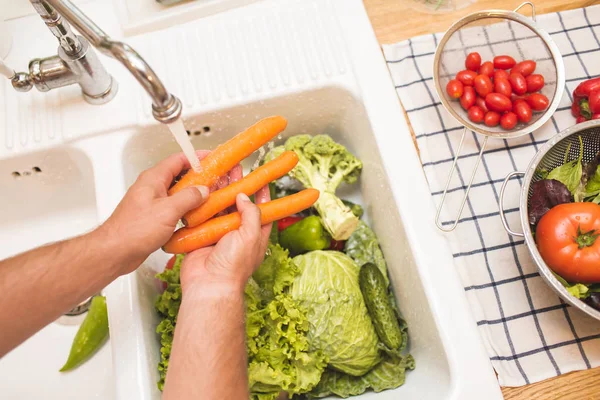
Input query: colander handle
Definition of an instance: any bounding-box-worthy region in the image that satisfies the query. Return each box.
[514,2,536,21]
[499,171,525,238]
[435,127,488,232]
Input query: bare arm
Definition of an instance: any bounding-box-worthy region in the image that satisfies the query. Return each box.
[0,152,210,356]
[164,192,271,400]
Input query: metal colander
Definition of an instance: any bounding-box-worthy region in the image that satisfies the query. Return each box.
[432,2,565,231]
[499,120,600,321]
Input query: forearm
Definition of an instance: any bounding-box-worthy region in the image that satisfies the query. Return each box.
[164,284,248,400]
[0,226,123,356]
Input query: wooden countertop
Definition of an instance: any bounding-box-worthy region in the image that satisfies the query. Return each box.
[362,0,600,399]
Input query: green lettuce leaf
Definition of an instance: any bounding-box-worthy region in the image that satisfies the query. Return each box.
[247,247,326,399]
[552,272,598,299]
[252,243,299,298]
[548,136,584,198]
[307,354,416,399]
[291,251,381,376]
[344,221,389,287]
[154,254,185,390]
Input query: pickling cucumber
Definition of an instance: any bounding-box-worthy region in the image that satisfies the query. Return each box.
[359,262,403,350]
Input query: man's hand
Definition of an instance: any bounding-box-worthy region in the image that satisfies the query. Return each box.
[180,188,272,294]
[99,151,242,276]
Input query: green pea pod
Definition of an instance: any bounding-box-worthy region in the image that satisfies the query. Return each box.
[60,295,109,372]
[279,215,331,254]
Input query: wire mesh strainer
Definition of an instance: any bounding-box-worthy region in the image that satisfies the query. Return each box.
[432,2,565,232]
[499,120,600,321]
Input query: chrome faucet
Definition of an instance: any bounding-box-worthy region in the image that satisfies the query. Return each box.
[10,0,182,124]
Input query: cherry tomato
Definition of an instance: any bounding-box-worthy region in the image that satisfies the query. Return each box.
[509,73,528,95]
[479,61,494,77]
[329,239,346,251]
[536,203,600,283]
[460,86,476,110]
[593,114,600,120]
[485,93,512,113]
[484,111,501,127]
[526,93,550,111]
[500,112,518,130]
[465,52,482,72]
[576,115,588,123]
[494,77,513,98]
[474,74,493,97]
[493,55,517,70]
[475,96,489,113]
[468,105,485,123]
[513,99,533,123]
[511,60,536,77]
[278,216,303,231]
[525,74,545,93]
[456,70,477,86]
[493,69,510,82]
[446,79,464,99]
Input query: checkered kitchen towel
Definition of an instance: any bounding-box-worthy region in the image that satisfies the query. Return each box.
[383,5,600,387]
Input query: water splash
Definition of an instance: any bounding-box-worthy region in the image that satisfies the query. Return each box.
[167,119,202,172]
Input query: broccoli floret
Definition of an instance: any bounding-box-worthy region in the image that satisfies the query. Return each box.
[269,135,362,240]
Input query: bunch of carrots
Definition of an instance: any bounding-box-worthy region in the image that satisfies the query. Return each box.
[162,116,319,254]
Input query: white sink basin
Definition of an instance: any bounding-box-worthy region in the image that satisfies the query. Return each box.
[0,147,115,399]
[0,0,503,399]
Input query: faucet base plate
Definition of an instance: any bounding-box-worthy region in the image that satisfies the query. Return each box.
[83,76,118,105]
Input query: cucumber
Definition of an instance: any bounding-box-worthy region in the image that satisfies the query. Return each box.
[359,262,403,350]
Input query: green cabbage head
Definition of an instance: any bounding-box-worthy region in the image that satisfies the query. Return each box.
[290,251,381,376]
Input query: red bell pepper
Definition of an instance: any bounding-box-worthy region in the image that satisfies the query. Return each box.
[573,78,600,123]
[277,216,303,231]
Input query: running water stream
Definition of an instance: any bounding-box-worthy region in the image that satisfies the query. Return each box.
[167,119,202,172]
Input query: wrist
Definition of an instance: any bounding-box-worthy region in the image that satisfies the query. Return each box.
[183,279,245,302]
[88,224,137,278]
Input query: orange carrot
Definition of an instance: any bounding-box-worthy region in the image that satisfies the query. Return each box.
[163,189,319,254]
[182,151,299,227]
[168,116,288,195]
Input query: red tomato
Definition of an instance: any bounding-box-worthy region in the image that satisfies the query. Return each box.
[485,93,512,113]
[465,52,482,72]
[329,239,346,251]
[473,74,493,97]
[511,60,536,77]
[460,86,476,110]
[494,77,513,98]
[576,115,588,123]
[513,99,533,123]
[484,111,501,127]
[479,61,494,77]
[456,70,477,86]
[493,55,517,70]
[446,79,464,99]
[526,74,545,92]
[509,73,528,95]
[475,96,489,113]
[493,69,510,82]
[593,114,600,120]
[278,216,303,231]
[526,93,550,111]
[468,106,485,123]
[536,203,600,283]
[500,112,518,130]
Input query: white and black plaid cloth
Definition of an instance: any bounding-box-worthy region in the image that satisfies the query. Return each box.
[383,5,600,387]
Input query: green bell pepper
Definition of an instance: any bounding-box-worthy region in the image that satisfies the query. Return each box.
[279,215,331,254]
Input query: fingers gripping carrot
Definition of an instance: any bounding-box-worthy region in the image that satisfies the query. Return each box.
[182,151,299,227]
[163,189,319,254]
[168,116,288,195]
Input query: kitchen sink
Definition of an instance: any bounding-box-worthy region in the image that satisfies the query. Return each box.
[0,147,115,400]
[0,0,503,399]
